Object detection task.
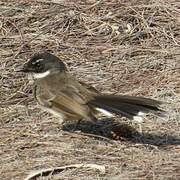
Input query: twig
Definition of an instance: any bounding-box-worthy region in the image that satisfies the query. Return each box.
[25,163,105,180]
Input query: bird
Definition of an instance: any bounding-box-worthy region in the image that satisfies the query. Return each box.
[20,51,165,125]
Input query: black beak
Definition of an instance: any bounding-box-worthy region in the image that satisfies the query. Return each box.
[15,67,25,73]
[16,63,30,73]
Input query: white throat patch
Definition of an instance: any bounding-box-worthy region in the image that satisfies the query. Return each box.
[29,70,51,79]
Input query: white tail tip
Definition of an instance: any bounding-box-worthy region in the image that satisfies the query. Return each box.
[95,108,114,117]
[133,112,145,122]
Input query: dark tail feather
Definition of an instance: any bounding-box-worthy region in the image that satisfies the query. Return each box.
[88,95,166,120]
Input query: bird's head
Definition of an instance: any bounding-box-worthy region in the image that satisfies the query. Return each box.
[20,52,67,79]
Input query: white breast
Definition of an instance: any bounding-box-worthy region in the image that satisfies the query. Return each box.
[40,106,65,123]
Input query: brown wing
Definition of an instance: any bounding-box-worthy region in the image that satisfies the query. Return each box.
[35,73,97,120]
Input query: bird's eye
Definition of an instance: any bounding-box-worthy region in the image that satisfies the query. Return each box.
[36,63,41,67]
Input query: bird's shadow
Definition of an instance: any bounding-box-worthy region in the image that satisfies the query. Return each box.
[62,119,180,147]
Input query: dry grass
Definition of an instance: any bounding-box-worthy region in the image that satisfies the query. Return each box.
[0,0,180,179]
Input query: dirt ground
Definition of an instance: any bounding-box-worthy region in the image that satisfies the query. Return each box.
[0,0,180,179]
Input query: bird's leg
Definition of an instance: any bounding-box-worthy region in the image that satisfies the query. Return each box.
[74,118,83,130]
[138,124,142,134]
[74,114,98,131]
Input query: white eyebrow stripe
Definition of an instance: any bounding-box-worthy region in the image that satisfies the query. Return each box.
[32,59,44,64]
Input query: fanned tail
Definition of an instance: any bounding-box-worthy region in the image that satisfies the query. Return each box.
[88,95,166,121]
